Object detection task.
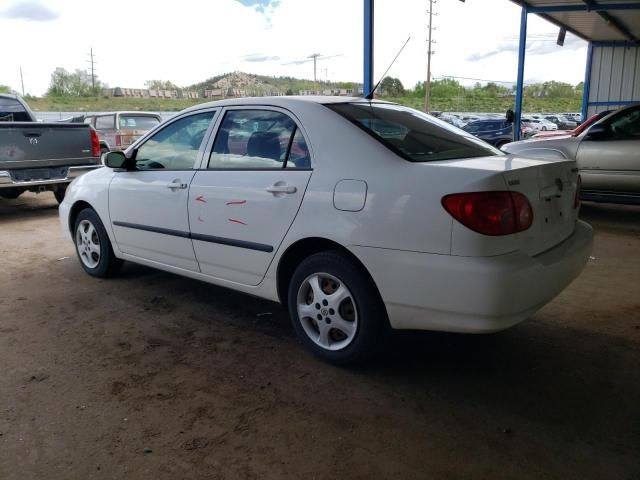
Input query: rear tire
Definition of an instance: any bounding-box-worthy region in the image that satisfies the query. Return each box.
[73,208,122,278]
[53,186,67,204]
[0,189,24,200]
[287,251,388,365]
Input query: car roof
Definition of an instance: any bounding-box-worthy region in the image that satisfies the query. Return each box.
[180,95,392,115]
[91,111,161,116]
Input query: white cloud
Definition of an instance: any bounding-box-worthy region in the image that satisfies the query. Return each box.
[0,0,588,96]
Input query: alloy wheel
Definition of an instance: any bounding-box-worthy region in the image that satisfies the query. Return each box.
[296,272,358,351]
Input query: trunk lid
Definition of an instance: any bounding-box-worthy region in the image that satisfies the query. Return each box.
[502,156,578,256]
[439,155,579,257]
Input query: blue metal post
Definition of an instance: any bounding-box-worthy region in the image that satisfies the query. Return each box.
[514,6,527,141]
[581,42,593,122]
[364,0,374,97]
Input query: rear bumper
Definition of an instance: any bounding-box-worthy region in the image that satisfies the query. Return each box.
[0,165,102,189]
[351,220,593,333]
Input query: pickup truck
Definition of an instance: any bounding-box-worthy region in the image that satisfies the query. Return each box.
[0,94,101,203]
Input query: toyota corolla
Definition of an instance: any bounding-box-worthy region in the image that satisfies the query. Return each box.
[59,97,593,364]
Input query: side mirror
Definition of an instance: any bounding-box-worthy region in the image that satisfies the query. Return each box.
[103,150,127,169]
[585,123,612,140]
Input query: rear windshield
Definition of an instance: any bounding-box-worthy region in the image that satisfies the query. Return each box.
[327,103,500,162]
[119,115,160,129]
[0,97,31,122]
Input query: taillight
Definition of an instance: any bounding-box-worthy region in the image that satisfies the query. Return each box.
[115,134,122,147]
[574,175,581,209]
[90,128,100,158]
[442,191,533,236]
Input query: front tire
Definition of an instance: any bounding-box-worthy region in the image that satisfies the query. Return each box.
[287,251,388,365]
[74,208,122,278]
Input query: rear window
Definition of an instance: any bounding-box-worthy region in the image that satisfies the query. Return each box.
[327,103,500,162]
[0,97,31,122]
[95,115,115,129]
[119,115,160,130]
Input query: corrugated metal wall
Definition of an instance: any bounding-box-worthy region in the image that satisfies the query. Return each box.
[587,44,640,116]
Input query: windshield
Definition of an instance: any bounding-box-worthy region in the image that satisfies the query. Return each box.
[119,115,160,130]
[327,103,501,162]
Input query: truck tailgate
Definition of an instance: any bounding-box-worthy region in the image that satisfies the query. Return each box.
[0,122,98,170]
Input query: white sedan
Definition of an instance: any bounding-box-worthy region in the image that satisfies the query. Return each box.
[60,97,593,364]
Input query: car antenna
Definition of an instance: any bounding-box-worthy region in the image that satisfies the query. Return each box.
[365,36,411,100]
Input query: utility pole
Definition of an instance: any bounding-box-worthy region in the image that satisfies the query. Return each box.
[19,67,25,96]
[88,47,96,91]
[308,53,321,89]
[425,0,436,112]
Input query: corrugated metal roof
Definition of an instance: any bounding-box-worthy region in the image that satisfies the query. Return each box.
[511,1,640,41]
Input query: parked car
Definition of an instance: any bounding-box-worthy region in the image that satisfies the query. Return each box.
[532,110,613,139]
[439,113,465,128]
[544,115,577,130]
[503,104,640,204]
[462,119,532,147]
[0,94,101,202]
[60,97,592,364]
[522,117,558,132]
[82,111,161,154]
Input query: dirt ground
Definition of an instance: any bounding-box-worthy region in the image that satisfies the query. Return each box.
[0,192,639,480]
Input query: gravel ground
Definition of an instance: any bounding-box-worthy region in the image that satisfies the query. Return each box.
[1,193,639,480]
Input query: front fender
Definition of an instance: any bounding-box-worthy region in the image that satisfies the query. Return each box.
[60,167,121,255]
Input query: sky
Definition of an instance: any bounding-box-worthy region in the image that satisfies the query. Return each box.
[0,0,589,96]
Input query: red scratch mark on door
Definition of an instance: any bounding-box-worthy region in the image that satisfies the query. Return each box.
[226,200,247,206]
[228,218,247,226]
[195,195,207,203]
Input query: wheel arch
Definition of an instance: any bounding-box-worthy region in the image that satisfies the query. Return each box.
[276,237,386,314]
[68,200,94,234]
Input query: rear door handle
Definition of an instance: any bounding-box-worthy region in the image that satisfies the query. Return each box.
[266,184,297,194]
[166,180,188,190]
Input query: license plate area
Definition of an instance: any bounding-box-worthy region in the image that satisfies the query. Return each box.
[11,167,68,182]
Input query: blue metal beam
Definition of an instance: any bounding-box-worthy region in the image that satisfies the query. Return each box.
[588,100,639,106]
[581,42,593,122]
[592,40,640,47]
[528,3,640,13]
[364,0,374,97]
[514,6,528,141]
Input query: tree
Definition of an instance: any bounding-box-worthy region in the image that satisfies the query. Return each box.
[47,68,103,96]
[0,85,12,94]
[145,80,178,90]
[379,76,404,96]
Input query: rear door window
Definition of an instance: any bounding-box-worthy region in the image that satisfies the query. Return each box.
[0,97,31,121]
[328,103,500,161]
[208,109,309,169]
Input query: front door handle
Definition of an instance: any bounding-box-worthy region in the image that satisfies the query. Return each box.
[266,184,297,194]
[166,180,188,190]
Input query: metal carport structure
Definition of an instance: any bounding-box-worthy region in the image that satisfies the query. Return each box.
[362,0,640,140]
[510,1,640,139]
